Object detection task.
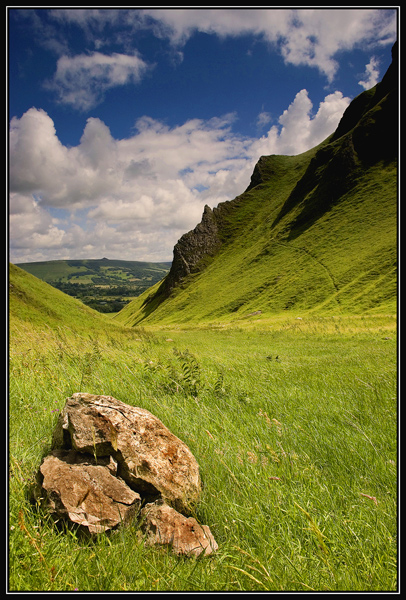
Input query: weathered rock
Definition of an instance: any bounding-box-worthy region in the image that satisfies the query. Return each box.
[35,449,141,534]
[33,393,217,553]
[140,500,218,557]
[52,393,202,514]
[163,204,222,294]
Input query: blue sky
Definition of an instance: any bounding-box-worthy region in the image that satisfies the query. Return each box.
[8,7,397,263]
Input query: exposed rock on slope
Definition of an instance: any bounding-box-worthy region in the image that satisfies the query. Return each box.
[331,41,398,150]
[51,393,202,514]
[115,42,397,324]
[140,500,218,557]
[36,449,141,534]
[272,42,397,237]
[163,204,221,294]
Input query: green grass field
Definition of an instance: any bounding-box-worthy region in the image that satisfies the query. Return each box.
[15,258,171,313]
[9,275,398,591]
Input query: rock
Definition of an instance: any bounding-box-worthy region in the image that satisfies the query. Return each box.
[52,393,202,514]
[34,449,141,534]
[140,500,218,557]
[163,204,222,294]
[34,393,217,554]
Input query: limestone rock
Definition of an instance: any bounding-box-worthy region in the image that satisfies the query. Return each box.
[35,449,141,534]
[140,500,218,557]
[163,204,221,294]
[34,393,217,554]
[52,393,202,514]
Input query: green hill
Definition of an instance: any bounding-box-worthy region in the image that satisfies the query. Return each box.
[115,45,397,327]
[9,263,123,338]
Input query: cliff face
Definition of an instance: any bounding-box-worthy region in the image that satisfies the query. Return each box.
[163,205,222,294]
[331,41,398,147]
[158,42,398,298]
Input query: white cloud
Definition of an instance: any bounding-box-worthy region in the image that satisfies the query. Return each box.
[251,89,350,157]
[358,57,380,90]
[140,8,396,81]
[43,8,396,85]
[9,88,350,263]
[9,108,70,197]
[256,111,272,130]
[9,193,66,252]
[46,51,152,110]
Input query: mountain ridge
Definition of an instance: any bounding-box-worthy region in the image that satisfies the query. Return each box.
[164,40,398,294]
[114,45,397,326]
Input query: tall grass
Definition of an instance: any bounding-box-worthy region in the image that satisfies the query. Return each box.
[8,314,397,591]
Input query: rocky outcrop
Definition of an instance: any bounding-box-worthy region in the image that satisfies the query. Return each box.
[163,205,221,294]
[331,41,398,150]
[136,42,397,317]
[270,41,397,237]
[51,393,201,514]
[33,393,217,556]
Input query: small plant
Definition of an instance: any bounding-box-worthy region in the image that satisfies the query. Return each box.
[173,349,201,397]
[78,338,102,390]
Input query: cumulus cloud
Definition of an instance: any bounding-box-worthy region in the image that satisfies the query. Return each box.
[9,108,70,197]
[250,89,350,157]
[358,57,380,90]
[45,51,151,110]
[9,85,351,263]
[9,193,66,254]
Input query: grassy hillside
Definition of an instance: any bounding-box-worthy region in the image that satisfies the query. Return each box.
[8,263,130,349]
[16,258,171,313]
[8,246,397,593]
[114,148,396,327]
[8,47,397,592]
[115,49,397,328]
[9,282,397,591]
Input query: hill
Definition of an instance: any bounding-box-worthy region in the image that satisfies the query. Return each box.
[8,263,125,339]
[15,258,171,313]
[115,43,398,327]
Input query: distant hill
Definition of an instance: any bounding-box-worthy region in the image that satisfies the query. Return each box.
[15,258,171,313]
[114,43,398,327]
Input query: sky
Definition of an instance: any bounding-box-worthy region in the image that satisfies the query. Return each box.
[8,7,398,264]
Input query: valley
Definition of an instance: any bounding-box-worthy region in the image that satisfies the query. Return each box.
[16,258,171,313]
[9,275,398,590]
[8,44,398,592]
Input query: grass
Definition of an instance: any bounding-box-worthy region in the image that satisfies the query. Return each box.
[15,258,171,314]
[8,310,398,592]
[115,147,396,326]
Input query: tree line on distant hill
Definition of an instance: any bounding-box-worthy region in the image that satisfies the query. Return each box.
[53,281,134,313]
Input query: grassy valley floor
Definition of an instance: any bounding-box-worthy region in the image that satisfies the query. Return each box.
[9,312,397,592]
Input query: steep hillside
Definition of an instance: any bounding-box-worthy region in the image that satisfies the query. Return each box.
[115,44,398,327]
[8,263,123,337]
